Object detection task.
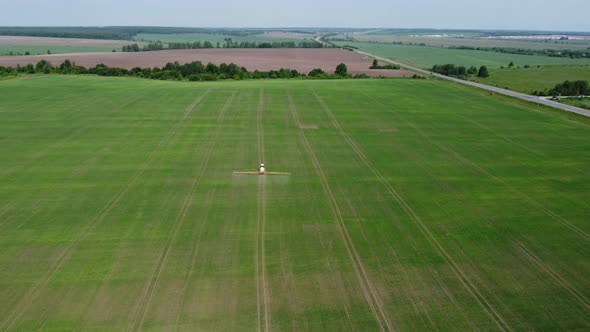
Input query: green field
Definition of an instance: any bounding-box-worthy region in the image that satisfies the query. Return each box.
[0,45,120,56]
[560,97,590,110]
[335,41,590,68]
[0,76,589,330]
[342,33,590,51]
[471,65,590,94]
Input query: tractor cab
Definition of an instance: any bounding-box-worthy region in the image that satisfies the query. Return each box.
[259,163,266,175]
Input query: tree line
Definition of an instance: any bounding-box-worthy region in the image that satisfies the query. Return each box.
[221,39,321,49]
[370,59,400,70]
[122,42,167,52]
[122,40,322,52]
[0,60,390,82]
[0,27,276,41]
[431,64,489,78]
[531,80,590,97]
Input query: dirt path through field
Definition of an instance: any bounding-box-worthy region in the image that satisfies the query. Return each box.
[255,88,271,332]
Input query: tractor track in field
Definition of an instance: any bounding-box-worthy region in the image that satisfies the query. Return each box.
[290,126,354,327]
[0,92,148,183]
[460,117,590,203]
[0,93,97,145]
[312,93,510,331]
[447,81,590,129]
[0,115,144,236]
[0,90,210,332]
[0,92,152,234]
[417,84,590,210]
[400,119,590,242]
[415,86,589,194]
[393,142,590,312]
[255,175,262,332]
[172,189,217,330]
[130,93,235,331]
[347,89,590,311]
[255,88,271,332]
[384,244,437,329]
[288,94,392,332]
[0,201,15,219]
[0,126,85,181]
[79,94,201,330]
[363,89,589,240]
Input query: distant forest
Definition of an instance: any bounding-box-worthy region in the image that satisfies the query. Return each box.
[122,40,322,52]
[0,27,317,41]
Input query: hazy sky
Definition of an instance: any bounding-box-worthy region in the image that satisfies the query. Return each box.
[2,0,589,32]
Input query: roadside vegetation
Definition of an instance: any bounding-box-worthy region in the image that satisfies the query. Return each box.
[369,59,400,70]
[469,65,590,94]
[545,80,590,96]
[559,97,590,110]
[431,64,489,78]
[338,39,590,100]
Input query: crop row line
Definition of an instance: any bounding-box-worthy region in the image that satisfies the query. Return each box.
[313,92,510,331]
[255,88,271,332]
[130,93,235,331]
[396,141,590,312]
[288,93,391,331]
[0,90,211,332]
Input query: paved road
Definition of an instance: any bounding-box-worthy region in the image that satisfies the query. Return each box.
[354,50,590,118]
[313,35,590,117]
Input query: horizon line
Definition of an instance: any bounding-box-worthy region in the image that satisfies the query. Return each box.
[0,26,589,34]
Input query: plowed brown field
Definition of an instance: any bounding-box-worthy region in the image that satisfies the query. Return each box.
[0,48,413,77]
[0,36,140,48]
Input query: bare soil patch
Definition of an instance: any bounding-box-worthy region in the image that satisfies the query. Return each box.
[0,36,139,48]
[0,49,414,77]
[378,128,398,133]
[299,124,319,129]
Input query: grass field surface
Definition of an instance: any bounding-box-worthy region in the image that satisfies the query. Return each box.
[0,45,121,56]
[560,97,590,110]
[0,36,139,56]
[471,65,590,94]
[0,76,589,330]
[336,41,590,68]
